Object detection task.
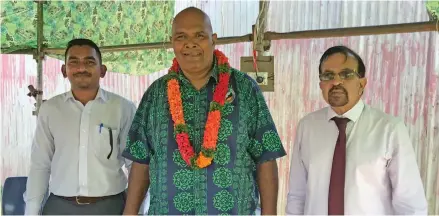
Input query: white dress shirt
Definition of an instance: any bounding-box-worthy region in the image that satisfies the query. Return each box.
[286,100,428,215]
[25,88,137,215]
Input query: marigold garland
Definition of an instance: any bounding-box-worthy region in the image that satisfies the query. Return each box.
[167,49,231,169]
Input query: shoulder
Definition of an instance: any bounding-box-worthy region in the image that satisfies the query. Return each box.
[141,75,168,99]
[298,107,329,126]
[103,90,136,109]
[230,68,265,103]
[42,93,64,106]
[363,105,406,130]
[132,75,170,113]
[231,68,260,90]
[38,92,70,113]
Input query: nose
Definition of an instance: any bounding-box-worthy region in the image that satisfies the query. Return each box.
[78,63,86,71]
[330,75,343,86]
[184,43,197,49]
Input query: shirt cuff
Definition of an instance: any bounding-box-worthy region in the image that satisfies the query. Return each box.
[25,202,43,215]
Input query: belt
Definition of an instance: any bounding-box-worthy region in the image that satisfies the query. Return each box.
[52,192,123,205]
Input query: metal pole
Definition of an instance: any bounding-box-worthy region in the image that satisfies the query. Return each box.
[4,21,437,55]
[41,34,252,55]
[34,0,44,116]
[265,21,437,40]
[256,0,269,55]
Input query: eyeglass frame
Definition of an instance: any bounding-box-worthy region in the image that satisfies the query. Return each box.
[318,69,362,81]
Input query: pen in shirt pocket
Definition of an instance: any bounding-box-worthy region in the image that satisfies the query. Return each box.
[99,123,103,133]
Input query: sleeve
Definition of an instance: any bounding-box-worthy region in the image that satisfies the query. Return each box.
[122,91,152,165]
[247,84,286,164]
[285,120,307,215]
[25,103,54,215]
[388,120,428,214]
[119,100,137,171]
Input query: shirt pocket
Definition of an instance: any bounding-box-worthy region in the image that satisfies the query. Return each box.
[93,125,120,161]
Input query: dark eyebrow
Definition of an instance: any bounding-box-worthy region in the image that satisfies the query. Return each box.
[322,70,334,73]
[174,31,206,35]
[340,68,355,72]
[84,56,96,61]
[67,56,96,61]
[323,68,354,73]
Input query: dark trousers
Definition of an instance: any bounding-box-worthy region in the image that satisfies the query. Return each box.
[42,193,125,215]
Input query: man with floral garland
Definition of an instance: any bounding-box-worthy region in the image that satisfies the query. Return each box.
[122,7,286,215]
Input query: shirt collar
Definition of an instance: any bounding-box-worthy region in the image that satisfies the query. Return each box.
[326,99,365,122]
[64,88,108,103]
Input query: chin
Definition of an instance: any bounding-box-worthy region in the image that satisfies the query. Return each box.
[75,83,92,89]
[182,63,204,72]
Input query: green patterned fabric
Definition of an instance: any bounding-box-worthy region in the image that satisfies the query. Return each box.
[426,0,439,20]
[1,1,175,75]
[122,58,286,215]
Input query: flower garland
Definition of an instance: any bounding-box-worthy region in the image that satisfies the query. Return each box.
[167,49,231,169]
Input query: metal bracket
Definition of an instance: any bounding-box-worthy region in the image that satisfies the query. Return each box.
[240,56,275,92]
[28,85,44,116]
[27,85,43,99]
[32,49,46,61]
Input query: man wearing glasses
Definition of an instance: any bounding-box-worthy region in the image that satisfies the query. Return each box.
[285,46,427,215]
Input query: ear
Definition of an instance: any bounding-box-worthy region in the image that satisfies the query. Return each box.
[359,77,367,89]
[100,65,107,78]
[61,65,67,78]
[319,81,324,90]
[359,78,367,95]
[212,33,217,45]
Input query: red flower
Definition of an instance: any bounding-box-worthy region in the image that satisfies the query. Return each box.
[170,58,180,73]
[213,73,230,104]
[176,133,195,164]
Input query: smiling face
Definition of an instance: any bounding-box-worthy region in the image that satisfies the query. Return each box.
[171,8,217,74]
[62,45,106,90]
[319,53,367,112]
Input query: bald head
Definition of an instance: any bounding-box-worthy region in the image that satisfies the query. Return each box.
[170,7,217,78]
[172,7,213,34]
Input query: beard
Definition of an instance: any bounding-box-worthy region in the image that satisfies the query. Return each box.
[328,85,348,107]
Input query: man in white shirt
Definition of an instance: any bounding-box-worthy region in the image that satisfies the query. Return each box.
[25,38,136,215]
[286,45,428,215]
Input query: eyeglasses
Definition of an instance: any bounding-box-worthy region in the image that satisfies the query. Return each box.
[319,70,360,81]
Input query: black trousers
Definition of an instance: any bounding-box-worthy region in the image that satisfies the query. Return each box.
[42,192,125,215]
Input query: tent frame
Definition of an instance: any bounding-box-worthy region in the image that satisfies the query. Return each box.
[18,1,437,115]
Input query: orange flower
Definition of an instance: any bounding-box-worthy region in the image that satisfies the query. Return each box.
[203,111,221,149]
[196,152,213,168]
[167,79,185,125]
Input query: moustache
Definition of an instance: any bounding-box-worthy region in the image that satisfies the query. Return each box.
[73,72,92,77]
[329,86,347,95]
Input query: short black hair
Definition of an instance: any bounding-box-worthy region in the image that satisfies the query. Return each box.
[64,38,102,64]
[319,45,366,78]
